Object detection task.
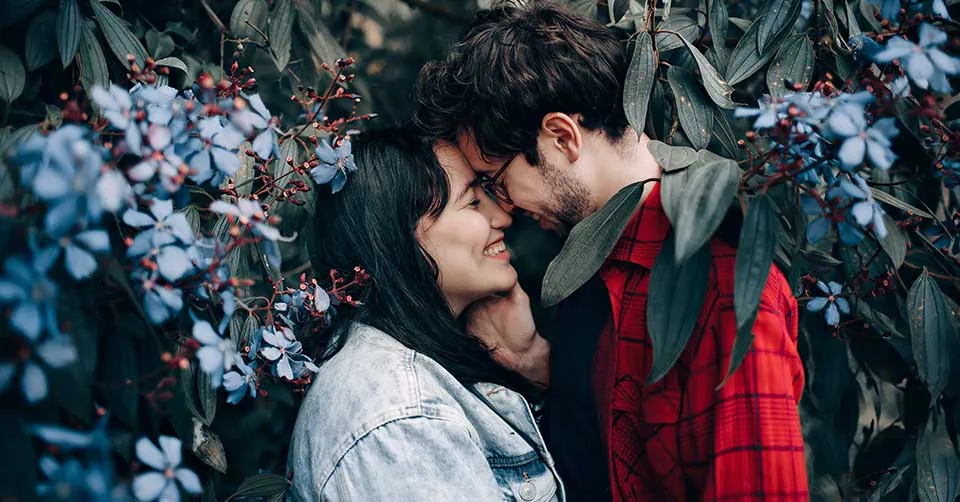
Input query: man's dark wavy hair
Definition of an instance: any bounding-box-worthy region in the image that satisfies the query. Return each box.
[413,1,629,166]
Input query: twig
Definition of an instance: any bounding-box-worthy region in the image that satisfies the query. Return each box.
[199,0,227,33]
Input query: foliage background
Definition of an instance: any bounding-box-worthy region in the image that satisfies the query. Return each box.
[0,0,958,501]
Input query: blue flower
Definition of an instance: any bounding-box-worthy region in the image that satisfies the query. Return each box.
[734,97,784,129]
[132,436,202,502]
[29,130,111,236]
[806,280,850,326]
[95,169,132,214]
[258,326,318,380]
[0,250,60,340]
[55,229,110,280]
[209,199,282,269]
[839,175,888,238]
[872,24,960,93]
[31,415,111,451]
[91,85,143,154]
[192,319,237,388]
[311,138,356,193]
[132,269,184,325]
[124,199,195,282]
[0,336,77,403]
[36,456,110,501]
[181,117,244,186]
[127,125,189,194]
[825,104,899,170]
[223,355,257,404]
[231,93,278,159]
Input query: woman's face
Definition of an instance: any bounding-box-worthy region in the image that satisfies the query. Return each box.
[417,143,517,315]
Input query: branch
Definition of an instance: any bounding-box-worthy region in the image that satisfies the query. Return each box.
[398,0,472,23]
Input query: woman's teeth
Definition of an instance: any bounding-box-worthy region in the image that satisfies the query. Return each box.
[483,241,507,256]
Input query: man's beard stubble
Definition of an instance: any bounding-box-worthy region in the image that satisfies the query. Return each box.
[539,156,591,229]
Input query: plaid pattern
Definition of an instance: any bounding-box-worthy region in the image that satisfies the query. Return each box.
[592,183,809,501]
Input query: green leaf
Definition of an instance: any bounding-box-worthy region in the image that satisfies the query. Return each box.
[667,66,713,149]
[145,29,175,59]
[838,0,862,39]
[728,17,753,32]
[856,299,906,339]
[907,270,957,398]
[676,35,737,109]
[648,79,672,140]
[877,214,907,270]
[191,417,228,473]
[713,111,740,158]
[154,56,187,74]
[91,0,148,67]
[197,365,218,426]
[707,0,730,74]
[78,21,109,95]
[566,0,598,19]
[916,409,960,502]
[230,0,269,42]
[648,140,699,171]
[57,0,82,68]
[646,231,712,383]
[0,46,26,104]
[859,0,883,32]
[609,0,629,22]
[231,473,291,499]
[819,0,850,53]
[180,363,205,422]
[755,0,802,53]
[673,150,740,263]
[734,195,776,331]
[541,182,647,307]
[725,0,800,86]
[870,187,934,219]
[294,0,347,69]
[766,34,814,98]
[718,317,756,389]
[269,0,294,71]
[0,413,37,501]
[99,330,140,430]
[26,11,58,70]
[624,32,656,137]
[655,15,700,51]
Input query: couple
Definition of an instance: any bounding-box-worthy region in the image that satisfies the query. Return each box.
[287,2,809,501]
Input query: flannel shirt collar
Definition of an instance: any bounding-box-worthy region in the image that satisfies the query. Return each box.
[606,181,671,270]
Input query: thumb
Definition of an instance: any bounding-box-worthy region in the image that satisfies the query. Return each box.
[506,282,529,305]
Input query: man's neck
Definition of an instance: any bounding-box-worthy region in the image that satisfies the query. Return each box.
[590,128,662,211]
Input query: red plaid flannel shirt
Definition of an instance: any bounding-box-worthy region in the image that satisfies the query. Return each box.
[592,182,809,501]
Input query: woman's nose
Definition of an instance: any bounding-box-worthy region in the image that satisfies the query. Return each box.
[479,193,513,229]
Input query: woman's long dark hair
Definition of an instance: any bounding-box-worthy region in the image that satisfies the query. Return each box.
[306,127,538,397]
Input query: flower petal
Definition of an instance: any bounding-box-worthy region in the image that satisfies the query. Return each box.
[44,196,80,237]
[907,53,935,86]
[124,210,156,228]
[838,136,867,168]
[213,126,244,150]
[874,38,914,62]
[144,292,171,324]
[32,167,71,200]
[196,347,223,373]
[22,362,48,403]
[0,362,15,394]
[835,297,851,314]
[211,147,240,176]
[158,435,182,467]
[175,468,202,494]
[825,303,840,326]
[65,244,98,280]
[36,337,77,368]
[136,437,168,470]
[192,320,220,345]
[132,472,168,501]
[12,302,42,340]
[277,356,293,380]
[806,217,830,243]
[0,279,26,302]
[827,105,866,137]
[918,23,947,48]
[260,347,282,361]
[76,230,111,252]
[150,199,174,221]
[157,246,192,282]
[160,479,181,502]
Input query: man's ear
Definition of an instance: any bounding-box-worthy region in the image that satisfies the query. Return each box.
[540,113,582,163]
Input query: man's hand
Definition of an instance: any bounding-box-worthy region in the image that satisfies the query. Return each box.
[463,283,550,388]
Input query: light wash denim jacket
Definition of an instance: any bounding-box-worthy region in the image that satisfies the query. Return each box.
[286,323,565,501]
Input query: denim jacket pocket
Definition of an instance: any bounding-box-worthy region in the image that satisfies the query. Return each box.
[488,451,558,502]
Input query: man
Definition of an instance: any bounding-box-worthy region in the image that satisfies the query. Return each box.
[415,2,809,501]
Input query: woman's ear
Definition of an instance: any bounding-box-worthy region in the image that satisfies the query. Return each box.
[540,113,582,164]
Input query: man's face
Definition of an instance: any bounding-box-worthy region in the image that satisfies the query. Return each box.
[456,131,590,234]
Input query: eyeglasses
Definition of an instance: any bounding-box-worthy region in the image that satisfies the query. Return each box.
[475,159,513,205]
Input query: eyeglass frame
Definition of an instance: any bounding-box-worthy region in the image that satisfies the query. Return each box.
[474,158,514,206]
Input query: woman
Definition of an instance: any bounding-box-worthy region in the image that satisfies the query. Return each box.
[287,127,563,501]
